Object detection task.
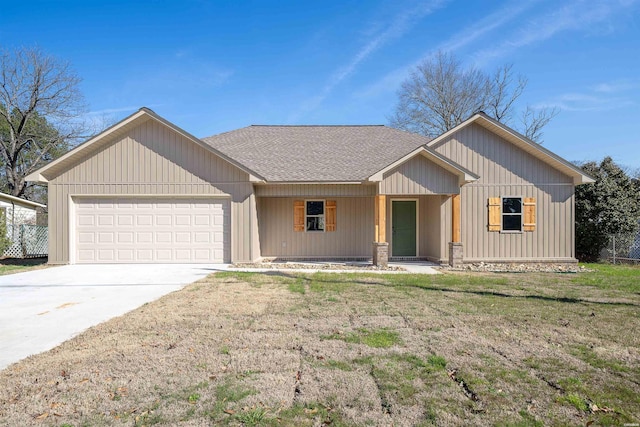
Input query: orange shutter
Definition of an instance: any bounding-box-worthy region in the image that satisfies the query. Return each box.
[523,197,536,232]
[294,200,305,232]
[488,197,501,231]
[326,200,336,232]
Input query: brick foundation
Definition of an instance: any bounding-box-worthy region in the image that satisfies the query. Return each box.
[449,242,463,268]
[372,242,389,267]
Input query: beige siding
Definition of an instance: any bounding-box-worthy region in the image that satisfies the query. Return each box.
[258,197,373,258]
[432,123,575,261]
[420,195,447,261]
[47,120,257,264]
[431,123,572,185]
[255,184,376,197]
[460,184,574,261]
[380,154,460,195]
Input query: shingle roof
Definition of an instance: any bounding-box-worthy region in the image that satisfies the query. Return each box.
[202,125,431,182]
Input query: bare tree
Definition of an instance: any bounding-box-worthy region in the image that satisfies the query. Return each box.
[389,51,558,142]
[0,47,88,198]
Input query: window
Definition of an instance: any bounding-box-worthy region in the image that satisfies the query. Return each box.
[306,200,325,231]
[502,197,522,232]
[294,200,336,232]
[488,197,535,232]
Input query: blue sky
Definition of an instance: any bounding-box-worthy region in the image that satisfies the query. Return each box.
[2,0,640,170]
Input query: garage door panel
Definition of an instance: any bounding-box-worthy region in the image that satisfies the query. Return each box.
[137,215,153,226]
[136,232,153,243]
[156,215,172,226]
[98,215,114,226]
[98,233,114,243]
[74,197,230,263]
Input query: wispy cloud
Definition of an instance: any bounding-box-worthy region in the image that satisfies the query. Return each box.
[472,0,639,66]
[289,0,447,122]
[356,0,538,99]
[592,79,640,93]
[536,88,636,112]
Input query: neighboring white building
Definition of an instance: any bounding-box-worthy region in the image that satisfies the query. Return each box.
[0,192,47,258]
[0,192,46,225]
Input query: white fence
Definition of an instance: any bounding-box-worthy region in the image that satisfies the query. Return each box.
[4,223,48,258]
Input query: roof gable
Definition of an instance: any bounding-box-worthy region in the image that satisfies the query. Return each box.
[369,145,478,186]
[427,113,594,185]
[26,108,263,183]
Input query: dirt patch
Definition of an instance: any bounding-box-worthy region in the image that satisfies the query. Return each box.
[0,267,639,426]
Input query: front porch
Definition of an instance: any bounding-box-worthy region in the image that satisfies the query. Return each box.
[372,194,462,267]
[254,193,461,266]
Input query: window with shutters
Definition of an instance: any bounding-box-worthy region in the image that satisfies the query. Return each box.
[293,200,336,232]
[488,196,536,233]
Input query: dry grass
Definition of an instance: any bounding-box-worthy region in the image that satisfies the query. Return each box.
[0,264,638,426]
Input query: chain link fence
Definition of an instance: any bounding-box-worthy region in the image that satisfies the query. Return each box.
[1,205,48,259]
[604,231,640,264]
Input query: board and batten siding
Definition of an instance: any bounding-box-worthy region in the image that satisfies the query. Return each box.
[47,119,258,264]
[431,122,575,261]
[258,197,374,258]
[380,154,460,195]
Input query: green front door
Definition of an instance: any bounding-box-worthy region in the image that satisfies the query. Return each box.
[392,200,416,256]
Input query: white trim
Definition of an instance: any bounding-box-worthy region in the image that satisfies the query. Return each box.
[390,198,419,257]
[304,199,326,233]
[68,195,76,264]
[500,195,524,234]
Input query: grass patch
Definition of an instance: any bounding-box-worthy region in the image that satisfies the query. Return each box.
[321,328,401,348]
[569,344,630,372]
[0,257,48,276]
[287,278,306,294]
[267,402,348,427]
[558,393,589,412]
[571,263,640,292]
[319,359,353,371]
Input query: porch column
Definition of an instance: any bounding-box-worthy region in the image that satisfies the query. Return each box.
[373,194,389,267]
[449,194,463,267]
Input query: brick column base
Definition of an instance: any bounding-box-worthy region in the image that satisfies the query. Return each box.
[373,242,389,267]
[449,242,463,268]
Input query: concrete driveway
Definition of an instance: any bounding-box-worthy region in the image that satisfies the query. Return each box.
[0,264,227,371]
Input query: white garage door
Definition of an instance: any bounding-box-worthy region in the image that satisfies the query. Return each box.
[74,197,230,263]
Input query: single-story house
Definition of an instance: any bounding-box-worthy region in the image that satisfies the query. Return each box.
[26,107,593,265]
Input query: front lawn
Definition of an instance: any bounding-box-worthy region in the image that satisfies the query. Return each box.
[0,257,48,276]
[0,263,638,426]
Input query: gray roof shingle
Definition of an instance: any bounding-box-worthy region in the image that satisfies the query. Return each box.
[202,125,431,182]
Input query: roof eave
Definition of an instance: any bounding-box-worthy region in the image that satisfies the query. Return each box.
[0,193,47,209]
